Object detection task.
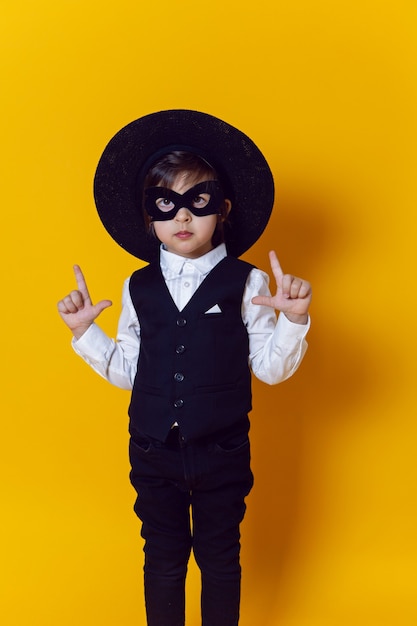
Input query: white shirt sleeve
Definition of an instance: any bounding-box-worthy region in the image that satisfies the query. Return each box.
[72,278,139,390]
[243,268,310,385]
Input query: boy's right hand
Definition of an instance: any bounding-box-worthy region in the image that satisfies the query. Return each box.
[57,265,112,340]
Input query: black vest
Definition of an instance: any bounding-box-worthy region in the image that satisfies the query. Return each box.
[128,255,254,442]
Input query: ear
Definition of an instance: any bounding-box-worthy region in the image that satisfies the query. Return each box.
[218,199,232,222]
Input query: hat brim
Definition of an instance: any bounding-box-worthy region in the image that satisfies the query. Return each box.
[94,109,274,262]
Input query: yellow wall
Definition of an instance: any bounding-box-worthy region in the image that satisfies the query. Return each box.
[1,1,416,624]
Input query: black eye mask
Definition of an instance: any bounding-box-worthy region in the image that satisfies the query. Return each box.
[144,181,224,221]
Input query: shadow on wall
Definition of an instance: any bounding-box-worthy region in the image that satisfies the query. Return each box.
[240,186,382,622]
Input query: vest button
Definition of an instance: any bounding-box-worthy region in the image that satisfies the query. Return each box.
[174,372,185,382]
[174,399,184,409]
[175,344,186,354]
[176,318,187,327]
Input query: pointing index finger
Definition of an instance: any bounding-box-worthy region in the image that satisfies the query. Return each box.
[73,264,91,303]
[269,250,284,281]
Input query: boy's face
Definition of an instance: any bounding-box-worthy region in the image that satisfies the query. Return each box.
[151,173,231,259]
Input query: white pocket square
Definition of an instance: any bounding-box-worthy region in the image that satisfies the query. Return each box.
[205,304,222,314]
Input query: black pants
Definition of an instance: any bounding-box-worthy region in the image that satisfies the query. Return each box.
[129,423,254,626]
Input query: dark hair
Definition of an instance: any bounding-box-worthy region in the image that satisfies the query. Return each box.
[143,151,217,189]
[143,151,230,247]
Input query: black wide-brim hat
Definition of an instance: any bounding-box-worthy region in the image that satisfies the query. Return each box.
[94,109,274,262]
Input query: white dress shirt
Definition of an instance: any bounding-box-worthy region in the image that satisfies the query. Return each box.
[73,244,310,389]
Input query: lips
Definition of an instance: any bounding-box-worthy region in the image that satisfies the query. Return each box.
[175,231,193,239]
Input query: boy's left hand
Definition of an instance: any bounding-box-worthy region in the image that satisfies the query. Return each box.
[251,251,312,324]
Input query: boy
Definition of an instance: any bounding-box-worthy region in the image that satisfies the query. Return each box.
[58,110,312,626]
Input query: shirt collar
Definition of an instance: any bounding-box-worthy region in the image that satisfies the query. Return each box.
[160,243,227,279]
